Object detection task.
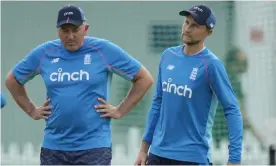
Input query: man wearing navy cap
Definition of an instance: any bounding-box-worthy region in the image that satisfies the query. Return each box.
[5,4,153,165]
[134,4,243,165]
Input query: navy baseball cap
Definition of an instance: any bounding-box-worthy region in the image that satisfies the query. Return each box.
[56,5,86,28]
[179,4,216,29]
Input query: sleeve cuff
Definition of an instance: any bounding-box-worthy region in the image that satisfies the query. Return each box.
[142,136,152,145]
[12,69,25,85]
[228,159,241,164]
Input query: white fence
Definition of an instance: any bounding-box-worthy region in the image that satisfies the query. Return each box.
[234,1,276,146]
[1,127,270,165]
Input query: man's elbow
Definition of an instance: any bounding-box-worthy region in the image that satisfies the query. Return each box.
[133,66,154,88]
[142,71,154,88]
[141,66,154,87]
[5,71,19,90]
[5,72,12,89]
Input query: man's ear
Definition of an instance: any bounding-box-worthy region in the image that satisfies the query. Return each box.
[85,24,89,31]
[207,28,213,36]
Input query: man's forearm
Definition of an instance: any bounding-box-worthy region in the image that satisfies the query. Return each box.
[6,73,36,116]
[140,140,150,153]
[118,74,153,117]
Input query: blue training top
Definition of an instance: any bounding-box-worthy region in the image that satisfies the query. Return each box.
[13,36,142,151]
[143,45,243,164]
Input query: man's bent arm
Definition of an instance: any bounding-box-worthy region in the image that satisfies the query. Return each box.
[117,66,154,117]
[5,71,36,117]
[6,42,47,117]
[208,59,243,164]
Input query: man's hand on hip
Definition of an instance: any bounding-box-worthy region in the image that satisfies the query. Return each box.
[30,98,52,120]
[95,97,123,119]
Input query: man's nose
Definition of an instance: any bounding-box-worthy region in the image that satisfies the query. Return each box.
[184,26,191,33]
[67,32,75,39]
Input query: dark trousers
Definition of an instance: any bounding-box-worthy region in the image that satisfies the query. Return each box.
[40,147,112,165]
[147,152,201,165]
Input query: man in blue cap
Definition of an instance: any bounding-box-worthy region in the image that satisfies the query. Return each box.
[133,4,243,165]
[5,4,153,165]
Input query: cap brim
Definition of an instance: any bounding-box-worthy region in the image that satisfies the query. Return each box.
[179,10,191,16]
[56,20,83,28]
[179,10,205,25]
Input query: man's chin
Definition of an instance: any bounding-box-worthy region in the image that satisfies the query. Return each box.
[183,40,200,46]
[184,41,195,45]
[183,38,192,44]
[65,45,79,51]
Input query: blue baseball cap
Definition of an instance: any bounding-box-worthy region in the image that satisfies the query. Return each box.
[179,4,216,29]
[56,5,86,28]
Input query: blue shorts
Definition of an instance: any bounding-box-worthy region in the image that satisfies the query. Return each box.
[40,147,112,165]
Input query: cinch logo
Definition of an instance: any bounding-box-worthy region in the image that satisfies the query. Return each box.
[49,68,89,82]
[162,78,192,98]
